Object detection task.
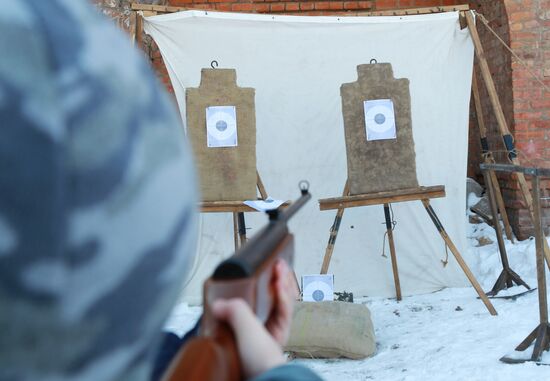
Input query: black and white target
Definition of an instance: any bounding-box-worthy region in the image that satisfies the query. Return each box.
[206,105,238,147]
[301,274,334,302]
[363,99,397,141]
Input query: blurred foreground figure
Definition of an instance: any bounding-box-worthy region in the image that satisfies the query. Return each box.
[0,0,198,379]
[0,1,321,381]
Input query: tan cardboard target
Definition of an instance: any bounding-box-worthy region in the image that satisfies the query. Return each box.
[186,69,257,201]
[341,63,419,195]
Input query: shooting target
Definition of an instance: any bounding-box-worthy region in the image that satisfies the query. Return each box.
[206,105,238,147]
[364,99,397,141]
[302,278,334,302]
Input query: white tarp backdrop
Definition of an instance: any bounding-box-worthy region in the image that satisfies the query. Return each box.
[144,11,475,304]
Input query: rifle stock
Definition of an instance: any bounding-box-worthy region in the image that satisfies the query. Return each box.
[162,185,310,381]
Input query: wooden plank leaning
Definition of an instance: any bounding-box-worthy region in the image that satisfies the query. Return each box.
[465,11,550,270]
[471,69,515,242]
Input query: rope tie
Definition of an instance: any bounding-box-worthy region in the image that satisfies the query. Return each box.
[474,11,550,93]
[441,243,449,267]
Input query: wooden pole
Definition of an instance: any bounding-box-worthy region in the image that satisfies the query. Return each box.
[256,171,268,200]
[232,212,239,250]
[472,69,514,242]
[384,203,402,301]
[465,11,550,270]
[532,176,548,326]
[422,199,497,315]
[320,180,350,274]
[135,12,144,50]
[130,11,137,46]
[483,170,512,271]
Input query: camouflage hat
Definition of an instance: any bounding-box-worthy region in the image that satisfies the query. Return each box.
[0,1,198,380]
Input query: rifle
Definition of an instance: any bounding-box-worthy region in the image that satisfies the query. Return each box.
[162,182,311,381]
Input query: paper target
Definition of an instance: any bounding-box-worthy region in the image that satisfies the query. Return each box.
[302,274,334,302]
[206,106,238,147]
[364,99,397,141]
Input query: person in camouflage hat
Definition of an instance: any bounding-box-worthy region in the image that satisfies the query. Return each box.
[0,1,322,381]
[0,1,199,379]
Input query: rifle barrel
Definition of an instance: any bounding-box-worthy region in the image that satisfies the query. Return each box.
[212,187,310,280]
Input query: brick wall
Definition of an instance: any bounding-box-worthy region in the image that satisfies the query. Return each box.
[505,0,550,238]
[465,0,550,238]
[94,0,550,239]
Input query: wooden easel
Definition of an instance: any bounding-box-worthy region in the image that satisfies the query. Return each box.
[481,164,550,363]
[318,184,497,315]
[200,170,287,250]
[480,166,530,296]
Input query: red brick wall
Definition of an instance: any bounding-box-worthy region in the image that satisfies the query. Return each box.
[505,0,550,238]
[95,0,550,239]
[465,0,550,238]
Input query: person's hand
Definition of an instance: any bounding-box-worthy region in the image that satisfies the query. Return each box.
[211,259,297,379]
[265,259,298,346]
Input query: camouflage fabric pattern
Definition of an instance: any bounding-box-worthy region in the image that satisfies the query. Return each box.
[0,1,198,380]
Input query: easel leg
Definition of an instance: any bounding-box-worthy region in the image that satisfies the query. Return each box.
[422,199,497,316]
[320,181,350,274]
[384,203,402,301]
[256,171,268,200]
[237,212,247,247]
[232,212,240,250]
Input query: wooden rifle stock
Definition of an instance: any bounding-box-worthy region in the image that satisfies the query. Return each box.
[162,184,311,381]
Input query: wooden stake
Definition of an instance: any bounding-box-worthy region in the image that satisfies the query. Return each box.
[465,11,550,270]
[422,199,497,315]
[320,180,350,274]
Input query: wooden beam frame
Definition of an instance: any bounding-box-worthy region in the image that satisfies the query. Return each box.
[358,4,469,16]
[130,3,468,16]
[319,186,445,211]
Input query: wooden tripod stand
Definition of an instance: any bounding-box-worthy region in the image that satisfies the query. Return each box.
[480,167,530,296]
[318,182,497,316]
[481,164,550,363]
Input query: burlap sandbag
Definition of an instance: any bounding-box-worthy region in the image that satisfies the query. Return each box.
[285,301,376,359]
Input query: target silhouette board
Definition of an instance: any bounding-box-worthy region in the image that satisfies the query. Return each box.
[341,63,418,195]
[186,68,257,201]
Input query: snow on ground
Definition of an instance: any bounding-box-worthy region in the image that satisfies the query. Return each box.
[165,210,550,380]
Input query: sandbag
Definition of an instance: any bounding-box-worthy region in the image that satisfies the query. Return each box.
[285,301,376,359]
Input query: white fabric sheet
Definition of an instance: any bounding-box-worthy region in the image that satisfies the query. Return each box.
[144,11,475,304]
